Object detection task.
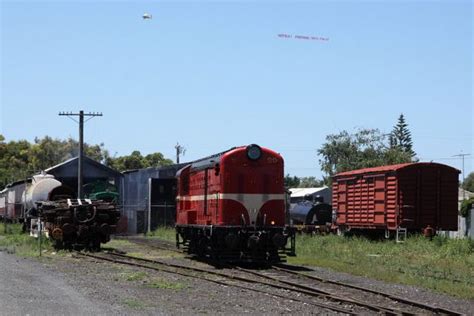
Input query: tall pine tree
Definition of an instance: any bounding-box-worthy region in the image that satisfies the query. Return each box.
[389,114,415,158]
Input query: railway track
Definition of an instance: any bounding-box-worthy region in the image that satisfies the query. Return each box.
[270,264,464,316]
[76,250,425,315]
[120,237,466,315]
[75,251,356,314]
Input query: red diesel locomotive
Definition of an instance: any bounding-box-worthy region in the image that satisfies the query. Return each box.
[175,144,295,262]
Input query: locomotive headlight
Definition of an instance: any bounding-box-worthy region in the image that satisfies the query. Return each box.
[246,144,262,161]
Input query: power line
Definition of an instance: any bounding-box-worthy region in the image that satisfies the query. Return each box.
[59,111,103,198]
[453,153,471,200]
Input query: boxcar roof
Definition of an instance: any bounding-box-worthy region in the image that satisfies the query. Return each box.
[334,162,459,178]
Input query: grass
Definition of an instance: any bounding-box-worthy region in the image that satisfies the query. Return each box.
[147,226,474,298]
[105,239,135,249]
[122,298,146,309]
[288,234,474,299]
[121,271,148,281]
[147,278,186,290]
[0,223,54,257]
[146,226,176,242]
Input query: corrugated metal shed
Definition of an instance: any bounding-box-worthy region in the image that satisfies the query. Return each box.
[122,164,186,234]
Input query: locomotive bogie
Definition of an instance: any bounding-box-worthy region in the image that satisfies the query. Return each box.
[176,225,295,261]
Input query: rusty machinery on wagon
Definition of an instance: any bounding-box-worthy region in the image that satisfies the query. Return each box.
[332,163,460,240]
[23,174,120,250]
[175,144,296,262]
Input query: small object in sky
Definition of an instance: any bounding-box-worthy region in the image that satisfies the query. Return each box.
[277,33,329,42]
[142,13,152,19]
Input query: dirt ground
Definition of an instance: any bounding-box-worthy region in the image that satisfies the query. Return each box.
[2,238,473,315]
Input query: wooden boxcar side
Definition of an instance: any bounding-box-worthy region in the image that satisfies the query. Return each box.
[333,163,460,232]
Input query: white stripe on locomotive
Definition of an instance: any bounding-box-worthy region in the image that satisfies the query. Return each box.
[177,193,285,224]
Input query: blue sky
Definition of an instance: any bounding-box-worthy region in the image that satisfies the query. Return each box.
[1,0,472,179]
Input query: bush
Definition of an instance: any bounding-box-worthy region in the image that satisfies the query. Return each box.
[460,198,473,217]
[288,234,474,299]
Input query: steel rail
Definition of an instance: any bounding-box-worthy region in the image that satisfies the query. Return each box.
[74,251,355,315]
[272,264,465,316]
[102,251,404,315]
[124,237,464,316]
[230,265,412,315]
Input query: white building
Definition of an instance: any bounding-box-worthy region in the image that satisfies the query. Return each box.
[288,187,331,205]
[443,188,474,239]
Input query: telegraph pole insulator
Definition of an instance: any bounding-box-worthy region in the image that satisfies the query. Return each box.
[175,143,186,164]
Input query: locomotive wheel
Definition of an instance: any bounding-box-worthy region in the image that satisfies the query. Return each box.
[197,237,208,257]
[51,228,63,241]
[53,240,64,250]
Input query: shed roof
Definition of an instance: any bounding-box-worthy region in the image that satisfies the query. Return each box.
[334,162,459,178]
[289,187,330,198]
[45,156,122,177]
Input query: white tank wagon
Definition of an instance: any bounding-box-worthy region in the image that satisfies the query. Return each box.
[289,195,333,234]
[22,174,65,212]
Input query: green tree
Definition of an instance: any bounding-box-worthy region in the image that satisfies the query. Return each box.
[0,134,173,188]
[284,175,324,188]
[28,136,109,171]
[299,177,325,188]
[389,114,415,157]
[144,152,174,168]
[284,174,300,188]
[0,136,32,186]
[318,128,412,183]
[105,151,173,172]
[462,172,474,192]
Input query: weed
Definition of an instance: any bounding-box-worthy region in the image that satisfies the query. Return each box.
[122,271,148,281]
[146,227,176,242]
[147,278,186,290]
[288,234,474,299]
[0,223,53,257]
[106,239,134,249]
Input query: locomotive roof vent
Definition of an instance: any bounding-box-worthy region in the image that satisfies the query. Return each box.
[246,144,262,161]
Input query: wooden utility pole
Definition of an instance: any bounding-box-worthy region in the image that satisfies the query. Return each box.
[59,111,102,198]
[453,152,471,200]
